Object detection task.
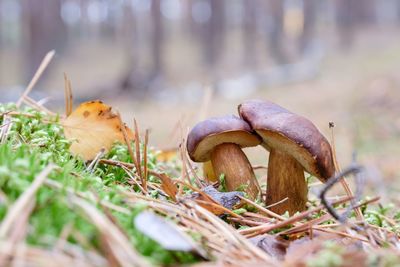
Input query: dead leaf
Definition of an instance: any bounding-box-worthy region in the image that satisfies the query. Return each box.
[63,100,134,160]
[156,148,178,162]
[156,172,178,201]
[202,186,243,210]
[134,211,200,253]
[188,186,243,216]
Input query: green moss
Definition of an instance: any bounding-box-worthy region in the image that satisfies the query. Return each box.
[0,104,197,265]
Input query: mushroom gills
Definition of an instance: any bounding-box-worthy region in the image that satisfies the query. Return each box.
[256,129,326,180]
[266,149,308,215]
[210,143,260,200]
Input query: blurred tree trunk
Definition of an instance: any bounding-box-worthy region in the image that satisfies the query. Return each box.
[299,0,316,54]
[151,0,163,79]
[203,0,225,76]
[120,2,142,92]
[243,1,257,67]
[335,0,358,49]
[0,0,2,46]
[267,0,289,64]
[120,0,164,94]
[184,0,196,37]
[21,0,67,81]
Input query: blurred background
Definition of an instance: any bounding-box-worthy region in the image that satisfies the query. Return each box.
[0,0,399,194]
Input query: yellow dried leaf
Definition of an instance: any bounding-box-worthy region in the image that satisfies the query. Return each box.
[63,100,134,161]
[158,173,178,201]
[156,148,178,162]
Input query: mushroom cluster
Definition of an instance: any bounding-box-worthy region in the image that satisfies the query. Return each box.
[187,100,335,215]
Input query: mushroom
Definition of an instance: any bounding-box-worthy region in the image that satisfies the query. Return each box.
[238,100,335,214]
[187,115,261,199]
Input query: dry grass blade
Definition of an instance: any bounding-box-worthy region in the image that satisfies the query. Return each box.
[120,164,146,193]
[64,73,73,117]
[116,112,139,177]
[329,122,364,221]
[86,148,106,173]
[70,195,150,267]
[133,119,145,190]
[16,50,55,108]
[184,149,203,188]
[0,116,11,144]
[143,129,149,188]
[0,164,56,238]
[23,96,56,115]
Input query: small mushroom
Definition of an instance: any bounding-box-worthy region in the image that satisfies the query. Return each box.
[239,100,335,214]
[187,115,261,199]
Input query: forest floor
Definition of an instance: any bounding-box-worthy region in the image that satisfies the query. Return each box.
[0,28,400,266]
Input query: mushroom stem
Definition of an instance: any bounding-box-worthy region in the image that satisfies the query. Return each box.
[203,161,217,182]
[210,143,260,200]
[266,149,308,215]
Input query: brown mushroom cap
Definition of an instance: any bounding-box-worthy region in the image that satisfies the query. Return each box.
[238,100,334,181]
[187,115,261,162]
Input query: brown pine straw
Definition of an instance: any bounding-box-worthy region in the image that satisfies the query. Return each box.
[98,157,387,247]
[116,113,145,193]
[238,196,354,237]
[279,196,381,236]
[238,195,287,221]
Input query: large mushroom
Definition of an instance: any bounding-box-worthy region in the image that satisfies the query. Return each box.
[187,115,261,199]
[239,100,335,214]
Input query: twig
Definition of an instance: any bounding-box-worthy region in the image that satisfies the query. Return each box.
[319,164,364,224]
